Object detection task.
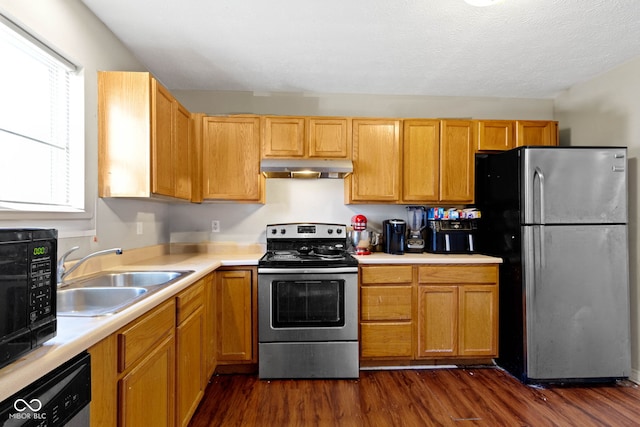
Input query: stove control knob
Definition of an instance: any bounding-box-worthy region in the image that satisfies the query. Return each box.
[327,229,334,234]
[271,228,278,235]
[336,228,343,234]
[280,228,286,235]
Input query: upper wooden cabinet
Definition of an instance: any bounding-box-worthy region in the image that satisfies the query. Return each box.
[477,119,558,151]
[516,120,558,147]
[347,119,475,204]
[402,120,440,202]
[201,116,264,203]
[403,119,475,204]
[98,71,192,200]
[476,120,514,151]
[261,116,351,159]
[346,119,402,203]
[440,120,475,203]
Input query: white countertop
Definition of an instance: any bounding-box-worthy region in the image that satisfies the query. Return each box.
[355,252,502,264]
[0,251,261,402]
[0,247,500,402]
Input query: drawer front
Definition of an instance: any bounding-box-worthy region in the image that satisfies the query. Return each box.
[418,264,497,284]
[361,286,412,321]
[176,280,204,324]
[361,323,413,358]
[118,299,176,372]
[361,265,413,284]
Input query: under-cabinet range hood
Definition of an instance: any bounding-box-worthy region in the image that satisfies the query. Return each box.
[260,159,353,179]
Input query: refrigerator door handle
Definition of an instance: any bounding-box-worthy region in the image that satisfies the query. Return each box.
[534,167,545,224]
[525,226,544,307]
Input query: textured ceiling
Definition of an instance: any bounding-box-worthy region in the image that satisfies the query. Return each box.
[81,0,640,99]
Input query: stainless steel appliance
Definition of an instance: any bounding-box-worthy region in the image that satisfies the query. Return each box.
[258,223,359,379]
[405,206,426,252]
[0,228,57,369]
[0,351,91,426]
[382,219,406,255]
[475,146,631,383]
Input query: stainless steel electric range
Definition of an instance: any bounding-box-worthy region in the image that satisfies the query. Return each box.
[258,223,359,379]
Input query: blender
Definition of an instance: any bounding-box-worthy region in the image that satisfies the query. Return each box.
[405,206,427,253]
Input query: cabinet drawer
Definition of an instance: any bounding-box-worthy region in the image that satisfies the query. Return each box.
[418,265,497,284]
[361,265,413,284]
[176,280,204,325]
[361,286,412,321]
[118,299,175,372]
[361,323,412,358]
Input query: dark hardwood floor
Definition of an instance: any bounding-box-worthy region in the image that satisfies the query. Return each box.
[188,367,640,426]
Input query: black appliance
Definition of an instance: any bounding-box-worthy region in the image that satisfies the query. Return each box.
[1,351,91,426]
[0,228,57,369]
[382,219,406,255]
[258,223,359,379]
[426,219,478,254]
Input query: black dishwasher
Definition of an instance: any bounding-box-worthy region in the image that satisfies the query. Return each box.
[0,351,91,426]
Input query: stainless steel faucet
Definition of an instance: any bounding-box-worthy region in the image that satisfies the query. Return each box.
[57,246,123,285]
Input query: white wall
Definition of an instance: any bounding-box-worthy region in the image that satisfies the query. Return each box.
[555,56,640,382]
[0,0,170,258]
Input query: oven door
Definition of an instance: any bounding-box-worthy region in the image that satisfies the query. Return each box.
[258,268,358,343]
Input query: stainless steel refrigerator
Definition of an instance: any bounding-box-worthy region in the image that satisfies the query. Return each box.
[475,146,631,384]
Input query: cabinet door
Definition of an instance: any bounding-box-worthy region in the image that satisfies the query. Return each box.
[516,120,558,147]
[203,273,217,379]
[152,80,175,197]
[440,120,475,203]
[349,119,401,202]
[262,116,305,157]
[308,118,350,158]
[417,285,458,358]
[202,117,264,202]
[217,270,254,362]
[458,285,498,357]
[88,336,117,427]
[477,120,514,151]
[174,102,192,200]
[98,71,152,198]
[119,334,176,427]
[402,119,440,202]
[176,306,204,427]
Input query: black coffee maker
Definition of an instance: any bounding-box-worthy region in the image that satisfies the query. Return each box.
[382,219,406,255]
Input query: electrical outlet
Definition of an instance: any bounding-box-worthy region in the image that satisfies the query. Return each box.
[211,220,220,233]
[136,222,143,235]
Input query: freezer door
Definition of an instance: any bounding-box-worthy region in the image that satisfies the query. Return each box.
[522,147,627,224]
[523,224,631,381]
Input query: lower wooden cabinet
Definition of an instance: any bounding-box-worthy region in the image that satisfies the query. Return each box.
[360,265,413,359]
[175,280,205,427]
[360,263,499,363]
[119,334,176,426]
[216,268,257,364]
[88,275,217,427]
[416,285,458,357]
[88,335,117,427]
[416,265,498,359]
[117,299,176,426]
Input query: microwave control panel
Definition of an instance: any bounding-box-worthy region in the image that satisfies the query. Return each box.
[28,241,54,323]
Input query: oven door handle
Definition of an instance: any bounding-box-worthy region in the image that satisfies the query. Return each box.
[258,267,358,274]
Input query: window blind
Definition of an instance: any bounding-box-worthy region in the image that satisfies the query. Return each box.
[0,14,80,209]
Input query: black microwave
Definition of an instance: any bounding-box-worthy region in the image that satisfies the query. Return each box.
[0,229,57,369]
